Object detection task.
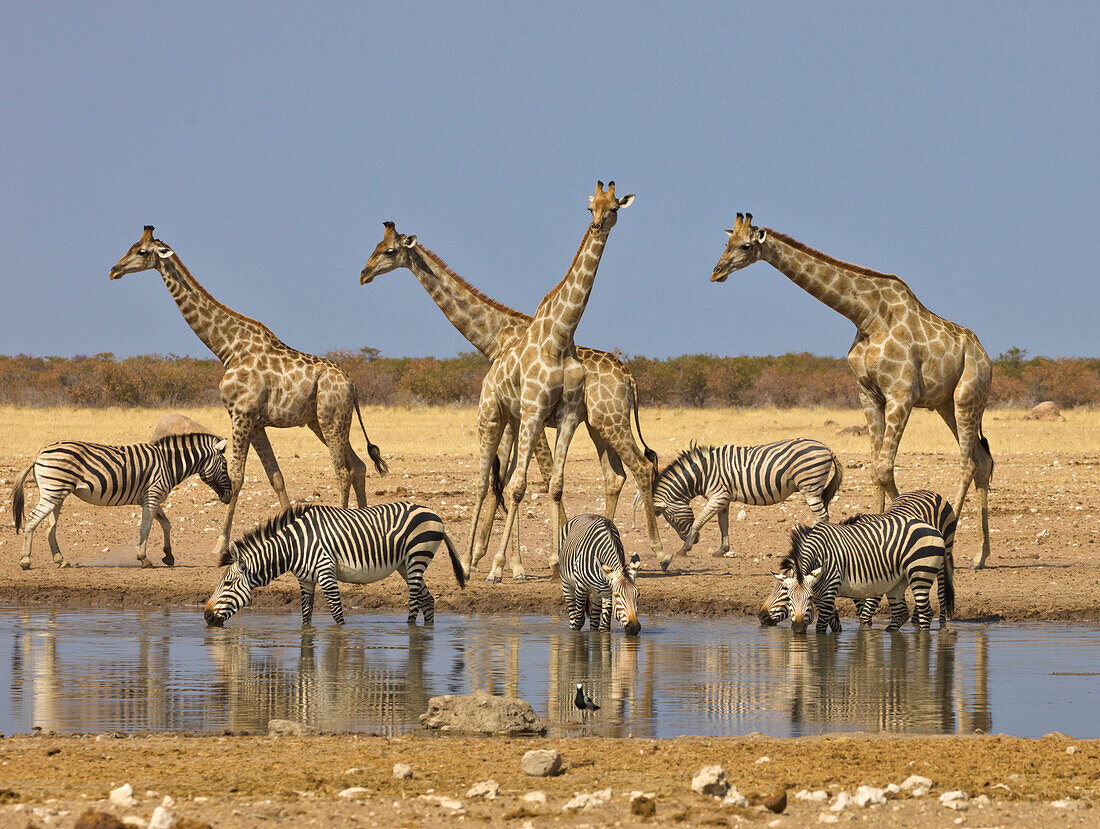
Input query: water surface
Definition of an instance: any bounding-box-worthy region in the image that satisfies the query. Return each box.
[3,607,1097,738]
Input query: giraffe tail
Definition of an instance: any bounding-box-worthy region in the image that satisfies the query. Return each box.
[491,456,507,517]
[628,373,659,477]
[979,429,993,480]
[440,530,467,590]
[11,463,32,533]
[351,389,388,475]
[822,451,844,512]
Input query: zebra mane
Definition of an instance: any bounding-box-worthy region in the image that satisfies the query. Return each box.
[786,524,816,581]
[151,431,218,447]
[233,504,315,556]
[657,441,712,480]
[838,513,866,526]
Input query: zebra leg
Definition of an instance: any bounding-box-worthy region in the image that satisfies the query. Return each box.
[136,494,163,568]
[20,496,62,570]
[564,583,585,630]
[814,592,839,633]
[45,503,70,568]
[885,587,910,631]
[317,571,345,625]
[298,578,316,627]
[681,494,728,557]
[856,596,882,627]
[154,508,174,566]
[252,427,292,509]
[802,486,830,523]
[405,561,431,625]
[588,592,603,630]
[713,504,730,557]
[911,576,935,631]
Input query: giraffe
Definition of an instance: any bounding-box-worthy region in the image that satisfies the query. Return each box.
[709,213,994,568]
[465,181,635,582]
[359,222,663,574]
[109,226,388,558]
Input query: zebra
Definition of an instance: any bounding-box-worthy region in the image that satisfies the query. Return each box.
[760,489,957,627]
[783,513,953,633]
[203,502,466,627]
[558,514,641,635]
[641,438,842,567]
[11,432,232,570]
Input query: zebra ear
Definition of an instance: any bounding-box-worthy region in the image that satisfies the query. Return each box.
[213,439,227,453]
[772,571,787,581]
[809,566,822,579]
[600,563,617,578]
[628,560,640,580]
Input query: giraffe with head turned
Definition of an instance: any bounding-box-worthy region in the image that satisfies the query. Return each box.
[464,181,635,582]
[110,226,388,558]
[710,213,994,569]
[359,220,663,575]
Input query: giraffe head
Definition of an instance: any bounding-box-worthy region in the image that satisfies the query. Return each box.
[360,221,418,284]
[710,213,767,282]
[109,226,176,279]
[587,181,634,232]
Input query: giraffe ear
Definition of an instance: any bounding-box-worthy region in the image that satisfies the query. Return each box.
[154,244,175,259]
[213,439,227,452]
[617,194,635,209]
[755,228,767,244]
[725,229,736,238]
[401,234,417,248]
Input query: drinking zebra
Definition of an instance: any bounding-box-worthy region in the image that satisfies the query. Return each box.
[641,438,842,568]
[203,502,466,627]
[760,489,957,627]
[558,514,641,635]
[11,432,232,570]
[783,513,953,633]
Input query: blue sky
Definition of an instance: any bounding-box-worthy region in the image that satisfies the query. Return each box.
[1,1,1096,360]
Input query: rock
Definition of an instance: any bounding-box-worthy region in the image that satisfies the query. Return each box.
[122,818,146,828]
[109,783,137,807]
[836,424,868,436]
[944,800,969,811]
[762,789,787,813]
[1052,799,1083,809]
[267,719,317,737]
[691,766,729,797]
[393,763,413,780]
[754,755,771,764]
[900,775,933,795]
[419,689,546,736]
[562,789,612,811]
[630,792,656,817]
[1023,401,1065,422]
[721,787,749,808]
[795,790,829,802]
[466,780,500,799]
[151,414,217,440]
[830,791,852,812]
[522,791,548,805]
[940,791,969,810]
[149,805,176,829]
[973,794,991,807]
[337,787,371,799]
[817,815,839,824]
[1036,528,1051,545]
[885,783,901,798]
[174,820,213,829]
[1067,745,1079,754]
[853,786,886,807]
[736,509,747,522]
[521,749,562,777]
[75,812,126,829]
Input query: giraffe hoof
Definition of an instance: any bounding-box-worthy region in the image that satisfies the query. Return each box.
[162,554,175,567]
[513,574,527,582]
[20,561,31,571]
[139,559,154,569]
[658,557,673,572]
[969,560,986,570]
[58,561,72,569]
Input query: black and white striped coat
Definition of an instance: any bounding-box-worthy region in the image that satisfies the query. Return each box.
[204,502,466,627]
[11,432,232,569]
[558,514,641,635]
[761,490,956,627]
[649,439,842,563]
[784,513,953,633]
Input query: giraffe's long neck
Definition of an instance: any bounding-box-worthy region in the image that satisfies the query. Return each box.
[533,224,610,353]
[406,247,530,361]
[760,234,884,332]
[155,255,253,365]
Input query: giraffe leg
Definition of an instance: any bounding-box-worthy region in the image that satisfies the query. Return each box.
[596,424,663,564]
[531,427,554,493]
[587,424,627,521]
[154,507,174,566]
[872,394,914,510]
[951,403,994,569]
[316,413,354,510]
[857,386,888,512]
[489,415,541,583]
[250,427,291,509]
[213,416,253,560]
[547,409,584,581]
[466,408,507,578]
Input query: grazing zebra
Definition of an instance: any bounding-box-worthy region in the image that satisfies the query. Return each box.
[11,433,232,570]
[784,514,953,633]
[203,502,466,627]
[760,490,957,627]
[558,514,641,635]
[643,438,842,565]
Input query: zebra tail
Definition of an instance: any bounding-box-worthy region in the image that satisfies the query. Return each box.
[352,388,388,475]
[942,541,956,619]
[11,464,31,533]
[822,451,844,509]
[441,530,467,590]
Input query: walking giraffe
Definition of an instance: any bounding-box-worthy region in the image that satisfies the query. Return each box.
[465,181,635,582]
[359,222,663,572]
[110,226,387,558]
[709,214,993,568]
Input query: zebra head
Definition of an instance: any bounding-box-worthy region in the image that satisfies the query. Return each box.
[759,570,794,626]
[710,213,767,283]
[361,221,418,284]
[199,439,233,504]
[110,225,176,279]
[601,562,641,636]
[653,498,697,546]
[204,544,254,626]
[789,567,822,634]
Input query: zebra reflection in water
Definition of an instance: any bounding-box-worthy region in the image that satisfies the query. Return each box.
[548,631,643,735]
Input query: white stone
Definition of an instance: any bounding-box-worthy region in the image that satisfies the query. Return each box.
[755,755,771,764]
[338,787,371,799]
[466,780,500,799]
[1052,799,1082,810]
[438,798,464,810]
[523,791,548,804]
[796,789,830,802]
[900,775,933,792]
[521,749,562,777]
[721,786,750,808]
[1066,746,1079,754]
[885,783,901,798]
[148,806,176,829]
[939,790,968,804]
[830,791,852,812]
[854,786,886,807]
[122,819,146,829]
[562,788,612,811]
[691,765,729,797]
[192,797,209,803]
[393,763,413,780]
[973,794,991,807]
[110,783,138,807]
[817,814,839,824]
[737,509,747,521]
[160,796,175,809]
[944,800,969,811]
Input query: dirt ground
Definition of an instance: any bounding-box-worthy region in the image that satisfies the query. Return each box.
[1,405,1097,622]
[1,732,1098,828]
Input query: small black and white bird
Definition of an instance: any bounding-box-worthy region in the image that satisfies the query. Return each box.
[575,683,600,714]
